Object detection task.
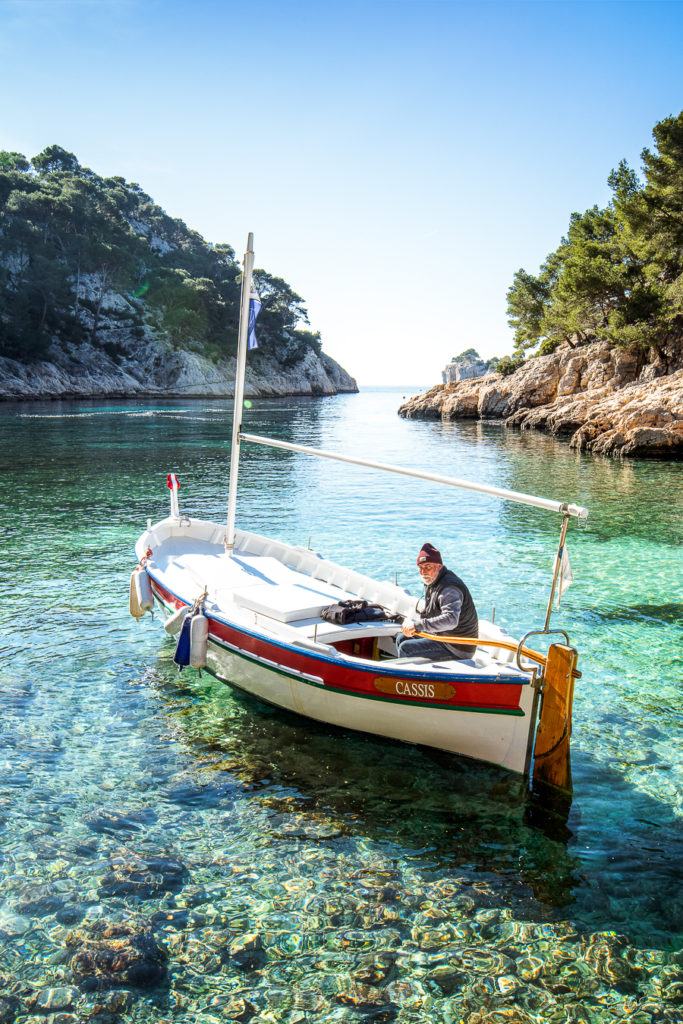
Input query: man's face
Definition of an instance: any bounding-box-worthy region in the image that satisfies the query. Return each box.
[418,561,441,585]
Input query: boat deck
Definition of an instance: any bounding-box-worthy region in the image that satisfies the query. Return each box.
[140,518,528,679]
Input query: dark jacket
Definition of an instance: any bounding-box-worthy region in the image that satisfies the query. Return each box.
[418,566,478,658]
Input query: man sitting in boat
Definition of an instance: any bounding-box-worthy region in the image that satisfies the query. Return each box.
[396,543,479,661]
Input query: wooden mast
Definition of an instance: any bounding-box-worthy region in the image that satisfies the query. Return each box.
[225,233,255,554]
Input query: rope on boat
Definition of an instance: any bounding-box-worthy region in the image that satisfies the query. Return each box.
[533,721,570,761]
[413,632,582,680]
[414,631,548,668]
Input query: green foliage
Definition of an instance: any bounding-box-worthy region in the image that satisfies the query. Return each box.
[451,347,480,363]
[251,270,309,343]
[0,146,319,365]
[506,268,552,350]
[31,145,81,176]
[538,337,562,356]
[293,328,322,356]
[0,151,30,172]
[496,354,525,377]
[507,111,683,356]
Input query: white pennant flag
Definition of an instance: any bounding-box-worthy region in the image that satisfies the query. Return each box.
[555,544,573,609]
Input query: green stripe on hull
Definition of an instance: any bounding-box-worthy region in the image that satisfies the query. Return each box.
[207,634,526,718]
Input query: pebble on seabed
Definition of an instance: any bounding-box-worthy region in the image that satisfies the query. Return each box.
[30,986,80,1012]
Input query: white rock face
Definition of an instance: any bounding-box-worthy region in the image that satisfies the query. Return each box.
[442,359,490,383]
[0,338,357,400]
[399,338,683,458]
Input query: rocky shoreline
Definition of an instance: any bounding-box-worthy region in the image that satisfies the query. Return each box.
[398,338,683,458]
[0,339,357,401]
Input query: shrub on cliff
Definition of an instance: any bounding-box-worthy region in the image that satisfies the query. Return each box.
[496,354,526,377]
[507,112,683,357]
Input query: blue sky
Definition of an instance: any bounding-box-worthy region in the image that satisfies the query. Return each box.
[1,0,682,385]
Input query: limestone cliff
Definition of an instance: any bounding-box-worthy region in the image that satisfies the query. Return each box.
[0,150,359,401]
[399,338,683,458]
[0,337,357,400]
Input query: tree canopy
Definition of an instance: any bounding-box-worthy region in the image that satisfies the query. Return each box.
[507,111,683,355]
[451,347,481,363]
[0,146,317,363]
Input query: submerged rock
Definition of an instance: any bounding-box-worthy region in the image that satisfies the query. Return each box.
[86,808,157,836]
[150,907,207,931]
[98,853,189,898]
[0,910,30,936]
[55,905,86,927]
[0,994,21,1023]
[351,951,397,986]
[14,883,65,918]
[426,963,468,995]
[330,981,396,1014]
[88,989,134,1015]
[221,997,258,1021]
[228,932,267,971]
[29,987,81,1012]
[580,931,644,991]
[515,955,545,982]
[659,966,683,1002]
[67,920,168,991]
[463,1010,543,1024]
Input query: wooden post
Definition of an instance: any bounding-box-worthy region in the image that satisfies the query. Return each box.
[533,643,578,793]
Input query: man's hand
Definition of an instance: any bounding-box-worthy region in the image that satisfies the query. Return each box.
[401,618,416,637]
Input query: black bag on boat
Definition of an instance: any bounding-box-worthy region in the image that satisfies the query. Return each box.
[320,599,401,625]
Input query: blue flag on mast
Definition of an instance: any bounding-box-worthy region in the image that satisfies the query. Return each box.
[248,284,261,350]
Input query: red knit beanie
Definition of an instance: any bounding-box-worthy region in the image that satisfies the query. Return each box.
[417,543,442,565]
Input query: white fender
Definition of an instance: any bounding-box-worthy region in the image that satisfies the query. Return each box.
[164,605,189,635]
[190,613,209,668]
[129,568,154,621]
[129,569,143,620]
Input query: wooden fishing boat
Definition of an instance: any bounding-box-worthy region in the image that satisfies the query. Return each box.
[132,235,588,788]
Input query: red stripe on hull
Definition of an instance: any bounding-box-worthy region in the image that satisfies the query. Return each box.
[151,579,524,712]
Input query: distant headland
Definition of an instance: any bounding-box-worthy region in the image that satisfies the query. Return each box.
[0,146,357,400]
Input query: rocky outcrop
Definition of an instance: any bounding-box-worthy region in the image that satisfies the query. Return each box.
[399,338,683,458]
[0,338,357,400]
[442,358,491,384]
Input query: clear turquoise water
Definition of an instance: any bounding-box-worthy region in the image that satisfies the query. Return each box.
[0,389,681,1022]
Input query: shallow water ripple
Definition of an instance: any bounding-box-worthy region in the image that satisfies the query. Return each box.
[0,393,681,1022]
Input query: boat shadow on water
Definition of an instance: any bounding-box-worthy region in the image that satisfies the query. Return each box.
[152,662,582,912]
[146,656,683,950]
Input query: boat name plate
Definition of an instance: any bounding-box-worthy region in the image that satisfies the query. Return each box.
[373,677,455,701]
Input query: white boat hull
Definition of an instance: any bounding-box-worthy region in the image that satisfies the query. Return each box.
[136,516,541,776]
[205,637,538,773]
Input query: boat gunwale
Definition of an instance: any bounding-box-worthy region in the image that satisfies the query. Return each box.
[148,575,533,707]
[202,632,527,717]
